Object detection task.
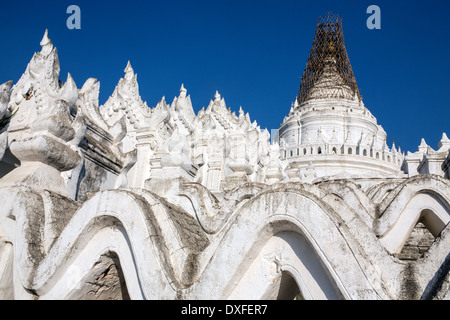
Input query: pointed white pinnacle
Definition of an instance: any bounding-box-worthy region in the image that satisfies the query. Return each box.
[214,91,221,101]
[124,61,134,74]
[179,84,187,98]
[40,29,52,47]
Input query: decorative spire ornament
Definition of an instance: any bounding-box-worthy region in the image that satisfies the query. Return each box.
[124,61,135,81]
[40,29,53,51]
[180,84,187,98]
[214,90,221,102]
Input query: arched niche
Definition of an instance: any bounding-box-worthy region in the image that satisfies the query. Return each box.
[379,192,450,254]
[229,231,343,300]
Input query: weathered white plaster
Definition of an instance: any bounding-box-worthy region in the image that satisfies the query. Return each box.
[0,29,448,301]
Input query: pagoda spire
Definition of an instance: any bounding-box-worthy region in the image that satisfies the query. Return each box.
[297,13,361,105]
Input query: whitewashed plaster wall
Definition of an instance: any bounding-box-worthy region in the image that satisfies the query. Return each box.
[0,31,448,301]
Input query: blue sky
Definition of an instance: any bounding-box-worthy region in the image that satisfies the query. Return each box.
[0,0,448,153]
